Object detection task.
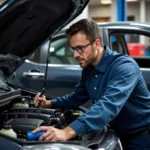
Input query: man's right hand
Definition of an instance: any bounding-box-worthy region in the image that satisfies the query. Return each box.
[34,93,51,108]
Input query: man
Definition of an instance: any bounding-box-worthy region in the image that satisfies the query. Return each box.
[34,19,150,149]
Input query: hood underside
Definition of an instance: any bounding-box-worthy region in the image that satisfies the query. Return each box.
[0,0,89,77]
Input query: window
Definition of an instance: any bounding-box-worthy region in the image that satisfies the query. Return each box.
[49,37,78,65]
[28,36,78,65]
[48,38,68,64]
[110,33,150,57]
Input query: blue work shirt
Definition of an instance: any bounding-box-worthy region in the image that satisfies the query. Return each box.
[51,46,150,137]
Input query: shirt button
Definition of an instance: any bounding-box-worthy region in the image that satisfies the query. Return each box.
[95,74,98,78]
[94,87,97,90]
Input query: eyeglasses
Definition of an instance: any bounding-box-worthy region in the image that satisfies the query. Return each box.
[70,40,95,54]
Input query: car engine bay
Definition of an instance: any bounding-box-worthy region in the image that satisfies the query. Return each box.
[0,71,82,141]
[0,73,121,150]
[0,90,82,142]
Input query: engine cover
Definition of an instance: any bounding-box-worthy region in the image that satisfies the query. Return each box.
[6,118,45,133]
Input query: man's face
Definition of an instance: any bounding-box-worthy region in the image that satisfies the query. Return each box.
[70,32,98,68]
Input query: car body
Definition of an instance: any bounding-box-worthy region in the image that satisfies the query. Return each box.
[0,0,122,150]
[7,22,150,98]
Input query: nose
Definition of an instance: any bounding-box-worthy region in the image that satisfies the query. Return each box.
[73,50,80,58]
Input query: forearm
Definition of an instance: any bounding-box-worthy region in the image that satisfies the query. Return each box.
[51,92,89,109]
[44,95,83,109]
[51,93,79,109]
[45,100,52,108]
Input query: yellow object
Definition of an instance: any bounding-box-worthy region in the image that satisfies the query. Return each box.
[0,126,17,139]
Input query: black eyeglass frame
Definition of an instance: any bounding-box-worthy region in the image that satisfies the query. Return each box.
[70,40,95,54]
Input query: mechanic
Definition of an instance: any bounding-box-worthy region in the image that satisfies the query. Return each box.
[34,19,150,150]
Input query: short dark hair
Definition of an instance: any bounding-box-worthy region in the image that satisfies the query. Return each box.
[66,19,103,46]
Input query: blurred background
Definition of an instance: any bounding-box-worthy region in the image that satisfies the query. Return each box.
[66,0,150,57]
[72,0,150,23]
[0,0,150,56]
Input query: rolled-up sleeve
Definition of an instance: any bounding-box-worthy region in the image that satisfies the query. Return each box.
[69,61,139,137]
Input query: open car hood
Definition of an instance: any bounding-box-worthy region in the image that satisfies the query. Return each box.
[0,0,89,77]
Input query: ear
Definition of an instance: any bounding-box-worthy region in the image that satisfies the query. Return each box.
[95,39,101,49]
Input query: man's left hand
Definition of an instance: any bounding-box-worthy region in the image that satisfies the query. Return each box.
[33,126,76,142]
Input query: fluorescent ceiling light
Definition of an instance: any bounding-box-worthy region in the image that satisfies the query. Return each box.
[100,0,112,4]
[100,0,137,5]
[126,0,137,1]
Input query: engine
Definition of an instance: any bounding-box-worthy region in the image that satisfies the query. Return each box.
[0,93,81,141]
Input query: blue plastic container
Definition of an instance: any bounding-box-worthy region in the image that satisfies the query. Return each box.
[27,131,45,140]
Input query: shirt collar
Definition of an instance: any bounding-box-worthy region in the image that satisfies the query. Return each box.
[95,45,113,73]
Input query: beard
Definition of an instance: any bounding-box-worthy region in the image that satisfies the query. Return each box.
[76,48,98,68]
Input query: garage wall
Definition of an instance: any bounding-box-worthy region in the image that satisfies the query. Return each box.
[89,5,111,19]
[127,3,140,21]
[146,2,150,22]
[89,2,150,23]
